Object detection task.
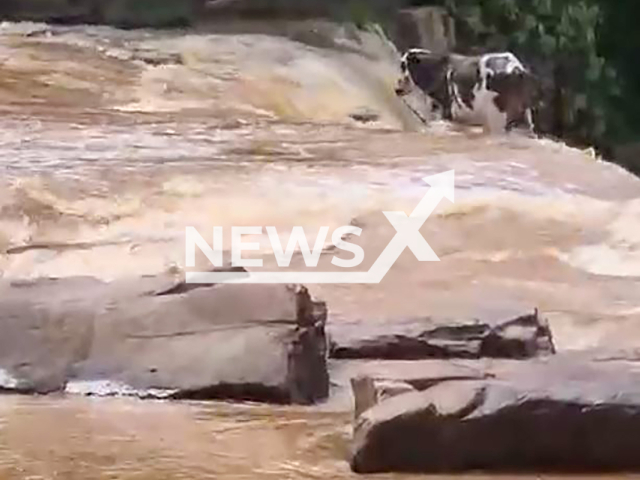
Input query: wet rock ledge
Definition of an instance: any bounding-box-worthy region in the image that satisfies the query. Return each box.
[329,308,556,360]
[0,273,560,406]
[0,275,328,404]
[331,310,640,474]
[350,357,640,473]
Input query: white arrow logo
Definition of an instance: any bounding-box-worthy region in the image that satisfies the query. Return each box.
[186,170,454,284]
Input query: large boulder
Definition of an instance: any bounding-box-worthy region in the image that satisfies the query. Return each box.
[0,275,329,404]
[351,357,640,473]
[390,7,456,53]
[329,308,555,360]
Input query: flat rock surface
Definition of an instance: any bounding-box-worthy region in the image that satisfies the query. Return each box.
[0,275,329,404]
[351,355,640,473]
[328,307,555,360]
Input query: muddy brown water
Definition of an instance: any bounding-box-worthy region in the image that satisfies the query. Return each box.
[1,21,640,479]
[0,396,638,480]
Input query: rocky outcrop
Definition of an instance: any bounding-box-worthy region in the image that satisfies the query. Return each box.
[329,308,555,360]
[390,7,456,53]
[351,357,640,473]
[327,358,493,413]
[0,275,329,404]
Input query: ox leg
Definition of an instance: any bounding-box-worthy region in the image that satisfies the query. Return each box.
[485,109,508,135]
[524,108,535,134]
[505,109,535,136]
[442,101,453,121]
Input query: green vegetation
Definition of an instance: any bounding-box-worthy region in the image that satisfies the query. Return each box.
[0,0,200,27]
[598,1,640,146]
[409,0,640,170]
[102,0,197,28]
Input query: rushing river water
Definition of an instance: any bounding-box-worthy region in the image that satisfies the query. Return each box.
[1,395,639,480]
[2,396,638,480]
[1,21,640,479]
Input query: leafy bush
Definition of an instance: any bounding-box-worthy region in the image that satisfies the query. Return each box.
[411,0,640,166]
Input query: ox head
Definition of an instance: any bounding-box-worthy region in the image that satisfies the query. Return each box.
[395,49,450,97]
[486,67,540,129]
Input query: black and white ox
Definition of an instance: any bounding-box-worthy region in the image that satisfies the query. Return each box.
[395,49,537,133]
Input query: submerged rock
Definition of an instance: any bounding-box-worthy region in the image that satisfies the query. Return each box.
[0,275,329,404]
[329,308,555,360]
[349,108,380,124]
[327,358,493,413]
[351,357,640,473]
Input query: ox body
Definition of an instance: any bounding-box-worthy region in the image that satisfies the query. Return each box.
[395,49,537,133]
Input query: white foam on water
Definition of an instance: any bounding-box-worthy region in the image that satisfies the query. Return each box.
[65,380,176,399]
[561,245,640,278]
[0,369,19,390]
